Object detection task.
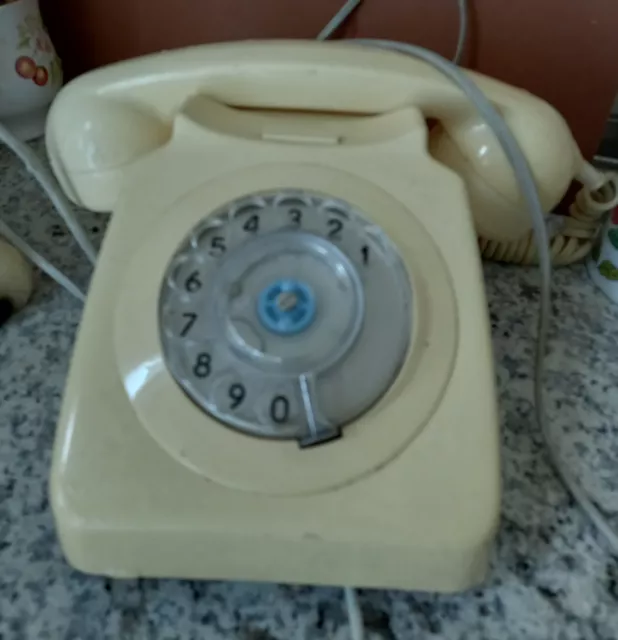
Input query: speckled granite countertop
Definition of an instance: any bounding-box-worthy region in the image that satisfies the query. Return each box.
[2,140,618,640]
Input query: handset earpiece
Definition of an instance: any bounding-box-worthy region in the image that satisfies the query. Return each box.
[46,97,172,211]
[428,104,584,241]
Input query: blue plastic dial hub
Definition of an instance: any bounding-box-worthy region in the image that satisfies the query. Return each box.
[257,279,316,335]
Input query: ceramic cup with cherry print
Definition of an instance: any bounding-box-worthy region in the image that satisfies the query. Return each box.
[0,0,62,140]
[588,206,618,303]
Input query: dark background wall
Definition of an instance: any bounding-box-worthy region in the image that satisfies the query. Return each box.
[40,0,618,159]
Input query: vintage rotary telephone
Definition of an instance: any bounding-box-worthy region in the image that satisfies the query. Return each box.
[46,41,617,596]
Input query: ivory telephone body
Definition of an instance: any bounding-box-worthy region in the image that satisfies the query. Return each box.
[46,41,586,591]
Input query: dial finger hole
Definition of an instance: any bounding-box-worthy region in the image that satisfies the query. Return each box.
[161,303,209,341]
[210,372,252,419]
[191,222,228,257]
[319,199,351,218]
[363,225,399,266]
[165,254,193,293]
[232,196,264,226]
[231,196,267,217]
[179,341,217,397]
[257,383,303,430]
[348,233,381,271]
[275,193,313,229]
[321,205,349,241]
[235,206,263,235]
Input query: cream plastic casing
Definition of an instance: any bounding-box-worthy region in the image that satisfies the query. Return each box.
[48,42,504,591]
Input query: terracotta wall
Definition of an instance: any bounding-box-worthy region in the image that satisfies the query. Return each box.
[40,0,618,158]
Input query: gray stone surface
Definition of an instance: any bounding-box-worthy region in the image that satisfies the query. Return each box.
[1,140,618,639]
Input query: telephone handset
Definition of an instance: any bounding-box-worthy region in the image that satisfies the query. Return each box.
[47,41,590,591]
[47,40,586,240]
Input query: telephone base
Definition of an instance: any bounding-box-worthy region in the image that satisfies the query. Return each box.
[58,523,492,593]
[49,86,500,592]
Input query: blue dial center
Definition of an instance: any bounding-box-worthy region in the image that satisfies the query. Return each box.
[257,279,316,335]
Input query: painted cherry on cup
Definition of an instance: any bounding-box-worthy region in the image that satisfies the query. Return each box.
[15,56,36,80]
[33,66,48,86]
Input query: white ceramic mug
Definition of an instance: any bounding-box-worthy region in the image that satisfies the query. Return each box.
[0,0,62,140]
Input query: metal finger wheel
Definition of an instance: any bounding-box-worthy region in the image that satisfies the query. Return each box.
[159,190,412,447]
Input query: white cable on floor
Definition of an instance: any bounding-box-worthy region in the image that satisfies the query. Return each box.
[344,587,365,640]
[0,122,95,302]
